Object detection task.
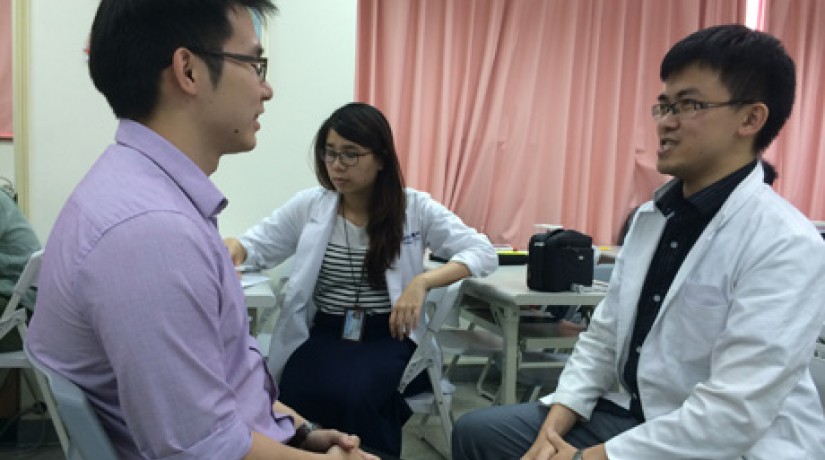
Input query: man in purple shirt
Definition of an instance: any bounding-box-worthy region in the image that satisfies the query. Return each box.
[27,1,377,459]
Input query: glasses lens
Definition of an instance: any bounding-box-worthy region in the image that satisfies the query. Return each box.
[676,100,694,115]
[256,60,267,81]
[652,104,666,119]
[323,151,360,166]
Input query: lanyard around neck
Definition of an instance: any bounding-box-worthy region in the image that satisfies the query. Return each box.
[341,203,364,308]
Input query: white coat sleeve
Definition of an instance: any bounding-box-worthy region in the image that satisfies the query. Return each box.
[544,265,624,418]
[416,192,497,277]
[239,190,315,269]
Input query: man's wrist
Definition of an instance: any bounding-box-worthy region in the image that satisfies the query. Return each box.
[287,421,317,448]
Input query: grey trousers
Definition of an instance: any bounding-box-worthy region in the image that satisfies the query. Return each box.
[452,399,639,460]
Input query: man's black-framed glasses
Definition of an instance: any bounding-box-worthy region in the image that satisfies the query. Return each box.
[194,50,268,81]
[321,149,371,167]
[651,99,753,120]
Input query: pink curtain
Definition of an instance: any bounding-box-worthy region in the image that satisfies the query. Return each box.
[761,0,825,221]
[357,0,746,247]
[0,0,12,138]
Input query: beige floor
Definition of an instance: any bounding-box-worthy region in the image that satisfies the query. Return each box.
[401,381,496,460]
[0,382,498,460]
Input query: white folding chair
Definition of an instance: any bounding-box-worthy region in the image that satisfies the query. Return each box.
[400,281,514,456]
[509,350,570,402]
[0,249,69,454]
[429,280,504,403]
[438,322,503,402]
[593,263,615,283]
[25,343,118,460]
[399,284,462,456]
[486,320,584,404]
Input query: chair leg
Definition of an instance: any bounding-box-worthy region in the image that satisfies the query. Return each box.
[442,321,480,381]
[425,369,453,454]
[475,357,498,402]
[30,369,71,457]
[442,353,461,380]
[417,407,433,431]
[526,385,542,402]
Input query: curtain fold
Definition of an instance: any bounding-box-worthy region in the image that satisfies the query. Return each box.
[761,0,825,220]
[356,0,750,246]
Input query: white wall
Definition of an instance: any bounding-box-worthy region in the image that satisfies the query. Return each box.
[27,1,111,243]
[213,0,358,238]
[25,0,357,245]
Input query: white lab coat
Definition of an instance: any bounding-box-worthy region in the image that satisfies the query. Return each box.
[544,163,825,459]
[239,187,498,380]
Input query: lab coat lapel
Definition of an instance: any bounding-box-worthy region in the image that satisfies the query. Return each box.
[614,202,665,369]
[289,193,340,320]
[646,167,760,338]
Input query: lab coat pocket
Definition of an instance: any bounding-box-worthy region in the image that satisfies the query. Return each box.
[672,283,730,364]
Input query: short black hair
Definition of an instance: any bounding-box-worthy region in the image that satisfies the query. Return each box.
[89,0,277,121]
[661,24,795,153]
[762,159,778,186]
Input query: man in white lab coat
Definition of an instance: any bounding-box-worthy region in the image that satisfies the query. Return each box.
[452,24,825,460]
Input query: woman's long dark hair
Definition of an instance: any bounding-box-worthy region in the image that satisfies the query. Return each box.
[314,103,406,288]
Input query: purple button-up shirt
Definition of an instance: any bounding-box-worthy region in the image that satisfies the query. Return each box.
[29,120,294,459]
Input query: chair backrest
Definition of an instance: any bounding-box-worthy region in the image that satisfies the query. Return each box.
[24,344,119,460]
[398,284,462,456]
[593,263,614,283]
[399,284,459,393]
[1,249,43,323]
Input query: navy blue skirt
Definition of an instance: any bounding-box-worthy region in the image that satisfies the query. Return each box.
[278,312,429,457]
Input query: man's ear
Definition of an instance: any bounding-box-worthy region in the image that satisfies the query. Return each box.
[739,102,769,137]
[170,47,199,95]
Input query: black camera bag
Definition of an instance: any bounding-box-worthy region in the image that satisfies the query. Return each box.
[526,229,593,292]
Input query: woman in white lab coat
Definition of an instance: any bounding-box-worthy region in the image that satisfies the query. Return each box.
[225,103,497,456]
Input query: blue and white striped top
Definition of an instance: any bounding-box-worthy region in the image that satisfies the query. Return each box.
[313,216,392,315]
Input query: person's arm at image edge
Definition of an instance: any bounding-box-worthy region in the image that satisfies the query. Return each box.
[230,191,317,269]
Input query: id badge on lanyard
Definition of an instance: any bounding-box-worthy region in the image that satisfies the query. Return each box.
[342,306,365,341]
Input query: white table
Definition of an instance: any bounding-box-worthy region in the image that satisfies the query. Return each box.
[455,265,607,404]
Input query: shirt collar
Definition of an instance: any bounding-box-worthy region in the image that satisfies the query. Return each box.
[114,119,228,220]
[655,160,757,217]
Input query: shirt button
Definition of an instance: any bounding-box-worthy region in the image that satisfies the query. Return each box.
[653,294,661,302]
[632,393,638,399]
[635,346,642,354]
[670,241,678,249]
